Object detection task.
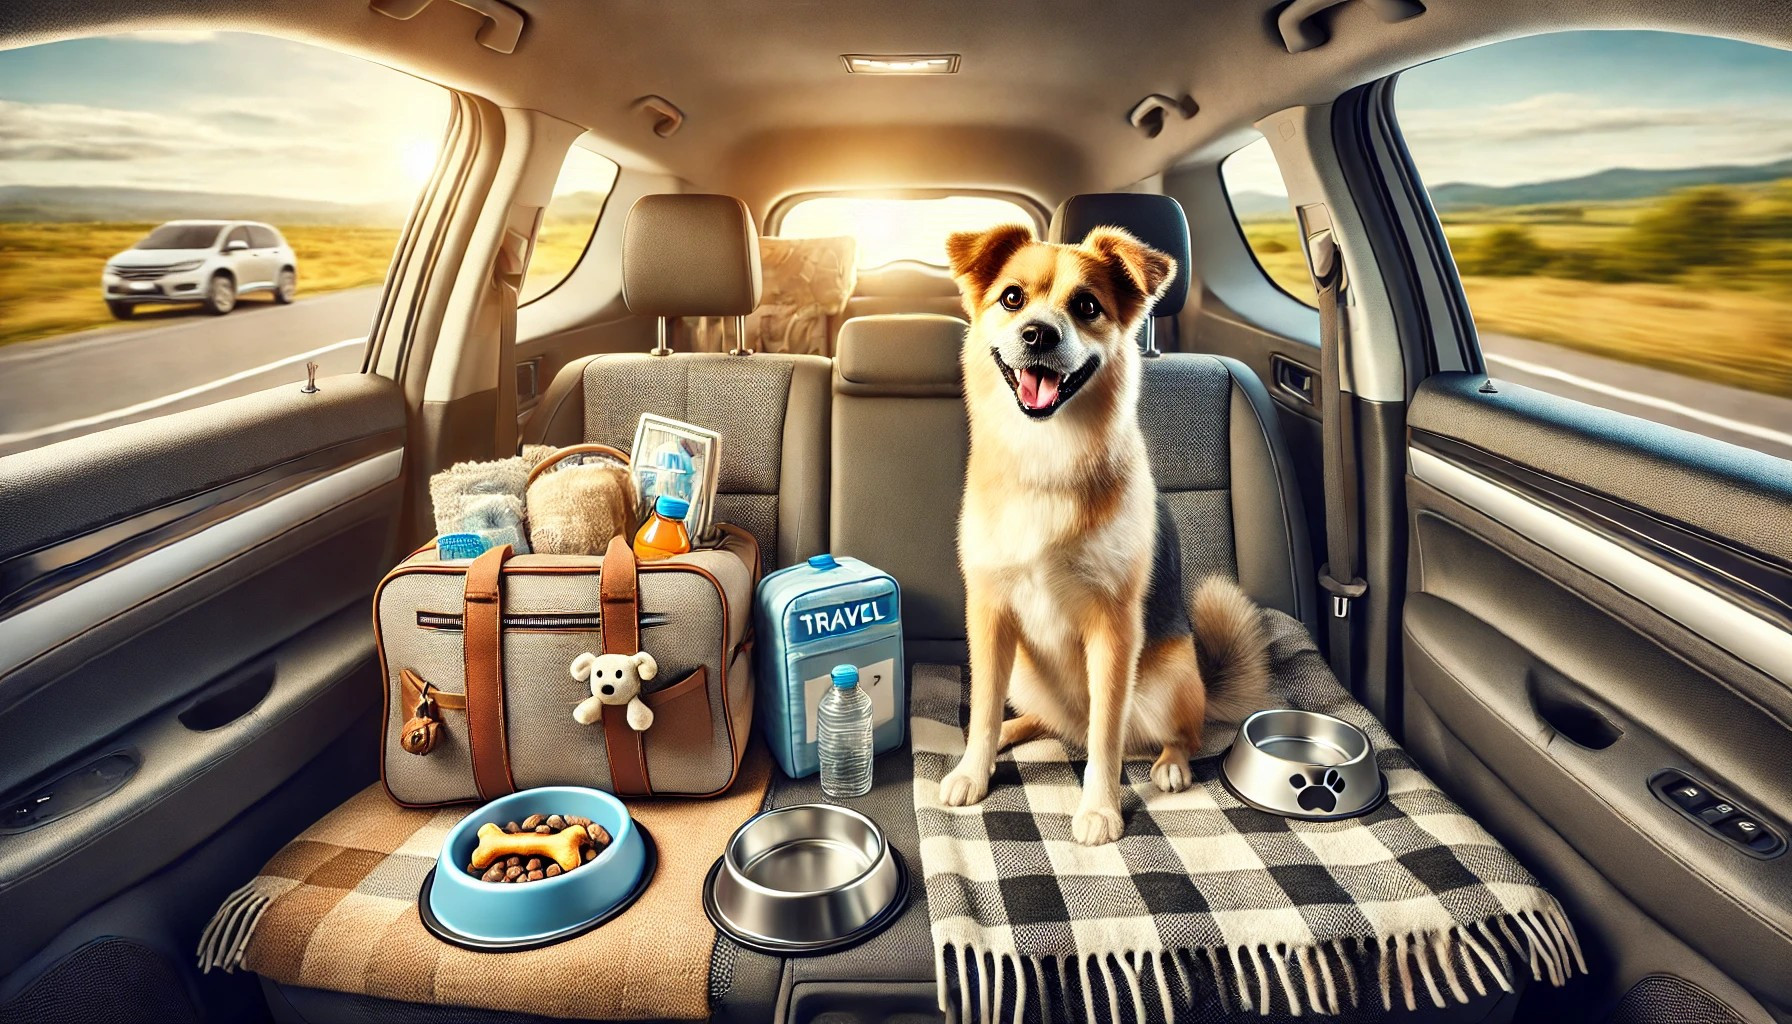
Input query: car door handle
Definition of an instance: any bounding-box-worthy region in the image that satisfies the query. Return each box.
[1271,354,1317,407]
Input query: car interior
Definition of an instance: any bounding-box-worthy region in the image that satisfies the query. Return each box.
[2,1,1790,1022]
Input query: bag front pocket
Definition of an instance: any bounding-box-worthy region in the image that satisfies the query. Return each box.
[640,666,720,794]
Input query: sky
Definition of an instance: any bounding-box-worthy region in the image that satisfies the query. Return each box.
[0,31,449,208]
[1224,29,1792,198]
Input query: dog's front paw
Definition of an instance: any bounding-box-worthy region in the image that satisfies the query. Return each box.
[1150,757,1190,793]
[939,759,993,807]
[1071,804,1125,845]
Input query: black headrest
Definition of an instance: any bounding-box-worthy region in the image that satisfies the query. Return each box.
[1048,194,1191,317]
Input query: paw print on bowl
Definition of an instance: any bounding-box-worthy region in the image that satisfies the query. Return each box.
[1288,769,1348,814]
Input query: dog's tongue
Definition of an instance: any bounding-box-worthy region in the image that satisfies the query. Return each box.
[1017,368,1061,410]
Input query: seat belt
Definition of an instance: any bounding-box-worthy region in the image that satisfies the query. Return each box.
[1309,226,1367,688]
[492,234,525,458]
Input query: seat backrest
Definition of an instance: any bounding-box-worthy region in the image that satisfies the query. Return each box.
[685,235,859,357]
[842,263,964,322]
[523,194,830,569]
[831,314,969,649]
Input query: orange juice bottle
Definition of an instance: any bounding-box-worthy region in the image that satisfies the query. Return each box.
[633,495,693,561]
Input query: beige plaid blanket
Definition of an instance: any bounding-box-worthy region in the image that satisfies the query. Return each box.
[198,747,772,1020]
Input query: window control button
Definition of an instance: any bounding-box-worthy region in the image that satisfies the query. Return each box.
[1719,817,1770,847]
[1664,779,1712,810]
[1697,802,1739,825]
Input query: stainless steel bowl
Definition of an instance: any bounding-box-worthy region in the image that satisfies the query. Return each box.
[705,803,907,953]
[1221,709,1384,820]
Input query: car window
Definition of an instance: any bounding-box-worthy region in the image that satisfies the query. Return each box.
[0,31,448,457]
[224,226,251,249]
[1396,30,1792,460]
[1221,135,1316,306]
[520,141,620,304]
[777,194,1037,269]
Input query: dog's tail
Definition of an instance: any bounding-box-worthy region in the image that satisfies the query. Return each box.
[1191,576,1272,723]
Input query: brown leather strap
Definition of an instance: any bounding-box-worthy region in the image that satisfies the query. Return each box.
[598,535,651,796]
[399,669,467,711]
[463,544,516,801]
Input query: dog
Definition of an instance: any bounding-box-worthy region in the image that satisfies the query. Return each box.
[939,222,1271,846]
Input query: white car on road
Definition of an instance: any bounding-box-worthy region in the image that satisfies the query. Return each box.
[103,220,297,318]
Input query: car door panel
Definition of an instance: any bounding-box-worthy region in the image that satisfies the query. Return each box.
[1404,371,1792,1013]
[0,371,404,980]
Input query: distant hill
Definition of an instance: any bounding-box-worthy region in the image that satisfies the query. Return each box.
[1232,157,1792,220]
[1428,157,1792,211]
[0,185,406,225]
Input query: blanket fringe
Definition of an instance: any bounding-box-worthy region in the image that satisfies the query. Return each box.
[195,876,285,974]
[938,907,1583,1021]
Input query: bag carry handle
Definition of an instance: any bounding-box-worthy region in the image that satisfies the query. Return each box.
[525,442,631,487]
[599,535,652,796]
[464,543,518,800]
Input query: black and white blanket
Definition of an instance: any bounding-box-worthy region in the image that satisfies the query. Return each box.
[911,612,1583,1022]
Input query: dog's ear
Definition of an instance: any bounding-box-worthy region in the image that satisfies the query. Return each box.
[945,223,1034,303]
[631,651,658,682]
[1085,227,1177,317]
[569,652,599,682]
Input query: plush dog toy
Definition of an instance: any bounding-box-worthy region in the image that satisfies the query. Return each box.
[570,651,657,731]
[528,461,638,556]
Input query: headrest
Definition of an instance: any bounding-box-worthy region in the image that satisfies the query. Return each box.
[1048,193,1191,317]
[835,314,966,396]
[622,194,762,317]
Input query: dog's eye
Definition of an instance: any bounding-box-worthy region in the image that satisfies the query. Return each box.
[999,285,1025,311]
[1071,293,1103,321]
[615,669,624,679]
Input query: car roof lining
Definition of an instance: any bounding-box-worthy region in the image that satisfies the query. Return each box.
[8,0,1790,211]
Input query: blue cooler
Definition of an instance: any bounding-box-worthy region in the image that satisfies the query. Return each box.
[755,553,905,779]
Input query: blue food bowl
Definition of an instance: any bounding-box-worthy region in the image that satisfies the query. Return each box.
[420,786,654,951]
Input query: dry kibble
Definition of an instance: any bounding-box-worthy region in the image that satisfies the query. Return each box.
[544,864,562,877]
[546,814,566,831]
[504,821,521,834]
[582,847,597,863]
[504,864,523,881]
[587,824,611,847]
[567,815,591,828]
[534,824,552,834]
[480,864,506,883]
[525,857,543,873]
[520,814,545,831]
[526,869,545,882]
[507,855,522,869]
[462,809,625,880]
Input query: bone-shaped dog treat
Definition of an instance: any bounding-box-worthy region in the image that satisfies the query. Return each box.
[470,822,586,873]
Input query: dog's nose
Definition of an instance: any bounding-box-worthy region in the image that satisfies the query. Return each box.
[600,684,614,696]
[1019,321,1059,351]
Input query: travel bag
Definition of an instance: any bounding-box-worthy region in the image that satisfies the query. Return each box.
[754,553,904,778]
[375,503,759,806]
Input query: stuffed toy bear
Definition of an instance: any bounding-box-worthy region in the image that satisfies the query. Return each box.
[528,460,638,556]
[570,650,657,731]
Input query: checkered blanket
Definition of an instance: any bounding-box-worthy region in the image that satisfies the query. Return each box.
[196,748,772,1020]
[912,613,1584,1022]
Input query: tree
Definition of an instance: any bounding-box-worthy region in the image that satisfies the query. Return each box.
[1623,186,1750,279]
[1457,226,1551,276]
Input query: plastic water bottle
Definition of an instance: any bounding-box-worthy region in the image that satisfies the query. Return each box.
[817,664,874,798]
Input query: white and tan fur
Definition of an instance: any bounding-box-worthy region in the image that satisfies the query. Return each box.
[939,223,1271,845]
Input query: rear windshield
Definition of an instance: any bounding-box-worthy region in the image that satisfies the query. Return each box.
[778,195,1036,269]
[135,224,224,250]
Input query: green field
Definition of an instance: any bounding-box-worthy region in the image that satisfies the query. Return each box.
[1240,180,1792,398]
[0,217,595,348]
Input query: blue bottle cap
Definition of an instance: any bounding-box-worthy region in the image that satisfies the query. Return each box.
[830,664,859,688]
[655,495,690,519]
[807,553,840,570]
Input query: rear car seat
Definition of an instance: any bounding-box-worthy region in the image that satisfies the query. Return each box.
[711,205,1322,1019]
[522,194,830,570]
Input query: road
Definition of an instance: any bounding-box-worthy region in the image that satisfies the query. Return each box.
[1,293,1789,465]
[0,287,379,456]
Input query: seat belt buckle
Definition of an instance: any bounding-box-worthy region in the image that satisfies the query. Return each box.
[1318,565,1367,619]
